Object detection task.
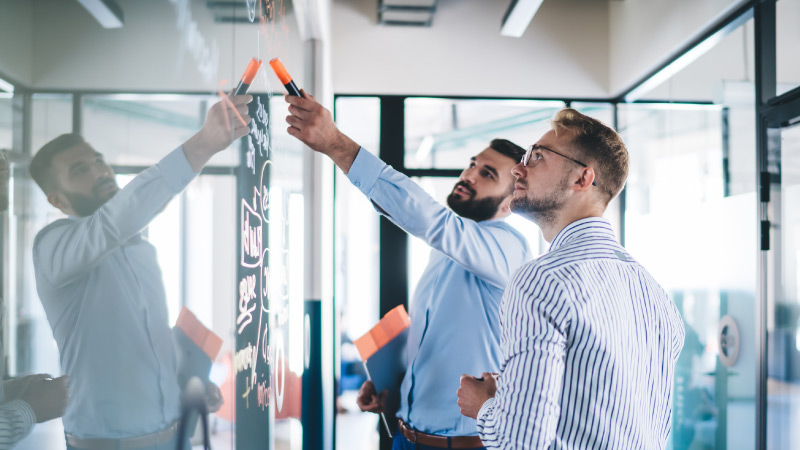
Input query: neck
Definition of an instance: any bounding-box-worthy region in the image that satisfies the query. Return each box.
[538,202,605,242]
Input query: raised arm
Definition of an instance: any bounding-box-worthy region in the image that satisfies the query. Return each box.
[34,96,252,287]
[284,92,529,287]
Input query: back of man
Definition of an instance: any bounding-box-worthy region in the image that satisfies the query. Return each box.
[482,218,683,448]
[457,108,685,449]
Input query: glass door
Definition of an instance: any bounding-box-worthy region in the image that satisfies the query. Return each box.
[765,119,800,449]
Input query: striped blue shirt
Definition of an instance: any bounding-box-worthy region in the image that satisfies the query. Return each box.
[477,217,685,449]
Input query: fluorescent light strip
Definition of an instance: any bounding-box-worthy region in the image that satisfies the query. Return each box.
[624,8,752,102]
[501,0,543,38]
[76,0,124,29]
[0,78,14,94]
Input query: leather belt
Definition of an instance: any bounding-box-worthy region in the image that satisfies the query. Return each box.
[398,420,484,449]
[65,422,179,450]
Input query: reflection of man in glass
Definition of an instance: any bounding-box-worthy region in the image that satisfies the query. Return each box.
[0,151,69,449]
[284,91,532,450]
[28,96,251,450]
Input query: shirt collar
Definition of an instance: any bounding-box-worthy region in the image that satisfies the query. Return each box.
[548,216,616,252]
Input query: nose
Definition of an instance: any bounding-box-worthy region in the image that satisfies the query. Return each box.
[461,166,477,184]
[511,162,526,179]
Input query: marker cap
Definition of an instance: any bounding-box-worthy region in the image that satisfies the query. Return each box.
[241,58,262,85]
[269,58,294,85]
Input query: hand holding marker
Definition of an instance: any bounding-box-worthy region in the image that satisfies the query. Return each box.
[233,58,263,95]
[269,58,302,97]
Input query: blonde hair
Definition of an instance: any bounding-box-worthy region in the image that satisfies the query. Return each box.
[551,108,629,203]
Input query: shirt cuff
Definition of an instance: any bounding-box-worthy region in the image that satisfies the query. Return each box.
[7,399,36,434]
[160,146,200,193]
[345,147,384,196]
[477,397,497,424]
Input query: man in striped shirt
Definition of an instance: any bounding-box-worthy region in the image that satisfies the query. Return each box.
[457,108,685,449]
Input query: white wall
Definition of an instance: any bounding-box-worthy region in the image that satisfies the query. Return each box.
[331,0,609,98]
[0,0,33,86]
[24,0,306,93]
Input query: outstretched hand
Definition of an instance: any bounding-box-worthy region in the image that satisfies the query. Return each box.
[284,90,360,172]
[183,94,253,172]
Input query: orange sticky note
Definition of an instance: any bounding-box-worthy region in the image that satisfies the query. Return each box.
[175,307,223,361]
[354,305,411,361]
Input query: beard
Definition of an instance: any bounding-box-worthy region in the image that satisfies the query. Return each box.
[63,179,119,217]
[446,181,507,222]
[510,175,570,226]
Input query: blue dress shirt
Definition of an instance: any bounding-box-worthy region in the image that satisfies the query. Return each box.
[346,148,532,436]
[32,147,197,438]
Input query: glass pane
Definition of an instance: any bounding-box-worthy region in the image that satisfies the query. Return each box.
[31,94,72,152]
[621,101,757,449]
[776,0,800,96]
[0,95,11,149]
[766,121,800,448]
[404,98,564,169]
[334,97,381,450]
[83,95,239,167]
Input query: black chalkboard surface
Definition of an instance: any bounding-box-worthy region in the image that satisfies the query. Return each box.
[235,94,272,449]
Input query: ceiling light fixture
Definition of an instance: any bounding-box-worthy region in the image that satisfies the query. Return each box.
[501,0,543,38]
[76,0,124,29]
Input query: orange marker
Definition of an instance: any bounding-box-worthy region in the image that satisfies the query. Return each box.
[269,58,302,96]
[233,58,262,95]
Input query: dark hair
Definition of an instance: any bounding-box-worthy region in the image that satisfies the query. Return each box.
[488,138,526,163]
[551,108,628,204]
[29,133,87,194]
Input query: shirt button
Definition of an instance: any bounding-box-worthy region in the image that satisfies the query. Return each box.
[354,182,361,188]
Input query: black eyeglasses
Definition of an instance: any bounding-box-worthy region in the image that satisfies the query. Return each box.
[522,144,597,186]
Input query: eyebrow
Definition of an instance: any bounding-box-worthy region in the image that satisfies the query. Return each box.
[68,161,87,174]
[471,157,499,177]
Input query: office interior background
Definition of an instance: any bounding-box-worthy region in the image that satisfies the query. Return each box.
[0,0,799,449]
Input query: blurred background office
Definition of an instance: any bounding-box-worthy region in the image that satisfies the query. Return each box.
[0,0,799,449]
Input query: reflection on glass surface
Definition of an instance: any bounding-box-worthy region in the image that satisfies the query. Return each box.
[776,0,800,97]
[83,95,239,167]
[620,102,756,449]
[404,98,564,169]
[0,96,12,149]
[31,94,72,152]
[333,97,381,450]
[767,123,800,449]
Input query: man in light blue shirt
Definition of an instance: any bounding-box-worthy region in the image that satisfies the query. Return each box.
[0,152,69,449]
[283,91,532,449]
[29,96,251,450]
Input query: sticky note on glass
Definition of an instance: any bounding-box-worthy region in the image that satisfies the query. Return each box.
[354,305,410,437]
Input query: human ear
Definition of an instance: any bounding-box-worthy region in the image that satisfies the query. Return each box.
[47,192,72,215]
[574,167,596,191]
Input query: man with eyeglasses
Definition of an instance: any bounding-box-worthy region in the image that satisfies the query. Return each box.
[456,108,685,449]
[283,91,532,450]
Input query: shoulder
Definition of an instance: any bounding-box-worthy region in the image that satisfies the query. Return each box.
[480,220,531,253]
[33,218,75,252]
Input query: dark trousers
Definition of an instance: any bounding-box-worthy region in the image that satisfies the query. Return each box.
[391,432,486,450]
